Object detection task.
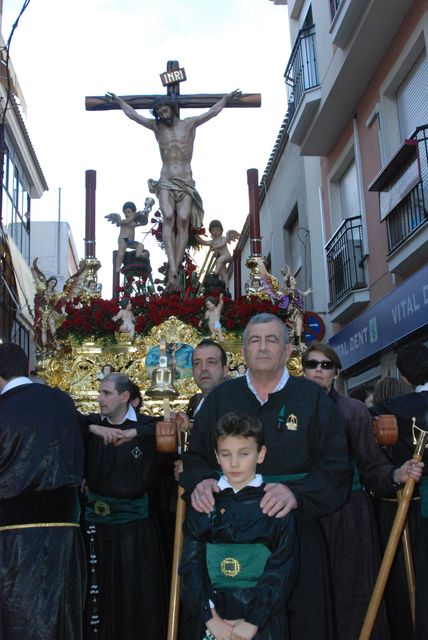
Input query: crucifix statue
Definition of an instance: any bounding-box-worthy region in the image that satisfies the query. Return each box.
[86,60,261,291]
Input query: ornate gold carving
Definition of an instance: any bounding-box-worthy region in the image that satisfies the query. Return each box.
[287,353,303,378]
[145,316,200,347]
[36,317,244,414]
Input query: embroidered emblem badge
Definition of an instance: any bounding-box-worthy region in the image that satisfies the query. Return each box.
[221,557,241,578]
[94,501,110,516]
[131,446,142,459]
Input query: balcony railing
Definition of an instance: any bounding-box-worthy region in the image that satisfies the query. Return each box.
[284,25,319,125]
[325,216,366,306]
[386,125,428,253]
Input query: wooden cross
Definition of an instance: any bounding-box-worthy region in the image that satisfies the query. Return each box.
[85,59,261,113]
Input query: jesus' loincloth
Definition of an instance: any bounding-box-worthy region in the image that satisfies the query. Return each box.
[148,177,204,229]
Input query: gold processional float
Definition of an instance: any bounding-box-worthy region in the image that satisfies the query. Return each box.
[33,251,309,414]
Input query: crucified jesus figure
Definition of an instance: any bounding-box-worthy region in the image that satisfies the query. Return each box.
[106,89,241,291]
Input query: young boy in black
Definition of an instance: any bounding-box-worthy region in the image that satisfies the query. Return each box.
[179,412,298,640]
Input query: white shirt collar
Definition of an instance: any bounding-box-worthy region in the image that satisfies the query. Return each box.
[415,382,428,392]
[103,404,137,425]
[1,376,33,395]
[217,473,263,493]
[245,367,290,405]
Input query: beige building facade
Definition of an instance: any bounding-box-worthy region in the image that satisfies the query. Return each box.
[241,0,428,392]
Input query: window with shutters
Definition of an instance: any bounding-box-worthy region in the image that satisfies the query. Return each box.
[374,37,428,266]
[339,160,360,221]
[283,207,302,276]
[396,50,428,139]
[379,32,428,159]
[326,150,365,305]
[329,150,361,233]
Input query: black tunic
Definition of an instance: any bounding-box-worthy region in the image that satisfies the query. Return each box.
[181,375,352,640]
[81,413,167,640]
[180,485,298,640]
[0,382,86,640]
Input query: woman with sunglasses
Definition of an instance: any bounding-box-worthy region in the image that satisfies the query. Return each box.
[302,343,422,640]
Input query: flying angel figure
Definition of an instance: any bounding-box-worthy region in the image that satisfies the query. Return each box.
[195,219,240,288]
[32,258,93,346]
[105,198,154,272]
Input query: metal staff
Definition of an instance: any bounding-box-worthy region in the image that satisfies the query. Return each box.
[146,336,183,639]
[359,419,428,640]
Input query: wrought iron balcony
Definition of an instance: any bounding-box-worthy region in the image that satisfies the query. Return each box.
[386,126,428,253]
[325,216,366,306]
[284,25,319,125]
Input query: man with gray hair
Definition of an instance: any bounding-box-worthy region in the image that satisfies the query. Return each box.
[181,313,351,640]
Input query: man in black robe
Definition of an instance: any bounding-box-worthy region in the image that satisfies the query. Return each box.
[187,338,230,417]
[0,342,86,640]
[174,338,230,480]
[80,372,167,640]
[372,341,428,640]
[181,313,352,640]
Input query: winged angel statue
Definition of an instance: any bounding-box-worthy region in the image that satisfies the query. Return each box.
[32,258,91,347]
[255,258,311,349]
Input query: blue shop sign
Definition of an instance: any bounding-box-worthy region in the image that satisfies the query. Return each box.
[329,263,428,370]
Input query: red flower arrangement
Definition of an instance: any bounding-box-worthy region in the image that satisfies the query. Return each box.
[57,297,121,342]
[222,296,289,331]
[57,291,290,343]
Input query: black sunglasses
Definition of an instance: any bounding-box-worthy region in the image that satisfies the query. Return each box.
[304,359,335,370]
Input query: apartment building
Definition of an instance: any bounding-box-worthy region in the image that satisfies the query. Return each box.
[247,0,428,392]
[0,4,48,353]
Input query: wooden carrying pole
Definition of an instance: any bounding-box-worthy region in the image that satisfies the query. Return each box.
[167,426,190,640]
[401,517,416,627]
[359,426,428,640]
[167,485,186,640]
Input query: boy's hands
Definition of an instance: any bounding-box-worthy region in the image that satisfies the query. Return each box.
[230,620,258,640]
[206,609,234,640]
[206,609,258,640]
